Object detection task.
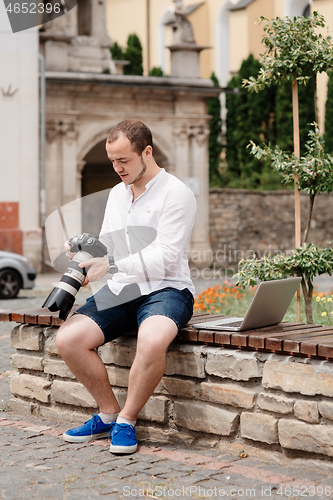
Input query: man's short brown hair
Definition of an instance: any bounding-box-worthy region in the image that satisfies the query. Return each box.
[107,120,153,155]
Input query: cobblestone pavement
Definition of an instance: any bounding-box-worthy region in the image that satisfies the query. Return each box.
[1,273,333,500]
[1,412,333,500]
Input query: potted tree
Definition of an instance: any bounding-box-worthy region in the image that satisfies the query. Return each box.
[235,124,333,324]
[236,12,333,323]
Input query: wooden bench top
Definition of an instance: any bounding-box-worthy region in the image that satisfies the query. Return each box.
[1,308,333,361]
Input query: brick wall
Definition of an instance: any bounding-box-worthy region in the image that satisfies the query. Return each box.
[9,323,333,459]
[0,202,22,254]
[209,189,333,268]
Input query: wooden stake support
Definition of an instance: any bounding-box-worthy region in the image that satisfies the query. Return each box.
[292,77,301,322]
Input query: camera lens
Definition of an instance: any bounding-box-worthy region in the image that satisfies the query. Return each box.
[43,234,107,320]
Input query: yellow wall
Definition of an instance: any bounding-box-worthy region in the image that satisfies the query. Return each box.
[312,0,333,131]
[106,0,333,126]
[230,9,248,76]
[107,0,333,77]
[247,0,274,59]
[107,0,171,75]
[107,0,146,52]
[107,0,204,75]
[150,0,173,73]
[272,0,284,18]
[189,2,211,78]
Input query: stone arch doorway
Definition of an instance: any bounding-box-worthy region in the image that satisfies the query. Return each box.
[81,138,119,237]
[80,136,169,236]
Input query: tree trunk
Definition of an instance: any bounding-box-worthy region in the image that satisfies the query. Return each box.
[313,73,319,125]
[292,75,301,322]
[300,276,314,324]
[292,76,301,247]
[303,193,316,243]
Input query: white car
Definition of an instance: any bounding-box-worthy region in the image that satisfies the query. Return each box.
[0,251,36,299]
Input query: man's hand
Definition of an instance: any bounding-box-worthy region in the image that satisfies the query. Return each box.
[79,255,109,286]
[64,241,76,261]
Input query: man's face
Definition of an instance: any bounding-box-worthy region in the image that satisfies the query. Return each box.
[106,134,147,185]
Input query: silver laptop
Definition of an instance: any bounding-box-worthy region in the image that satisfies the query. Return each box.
[192,277,301,332]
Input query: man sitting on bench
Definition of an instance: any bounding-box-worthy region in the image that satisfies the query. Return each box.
[56,120,196,454]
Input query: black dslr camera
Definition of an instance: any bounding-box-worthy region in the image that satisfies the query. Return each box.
[43,233,107,320]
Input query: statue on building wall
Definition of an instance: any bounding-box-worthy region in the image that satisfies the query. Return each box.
[39,0,116,73]
[167,0,196,46]
[166,0,209,78]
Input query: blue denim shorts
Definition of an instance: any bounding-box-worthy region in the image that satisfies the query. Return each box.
[75,284,194,344]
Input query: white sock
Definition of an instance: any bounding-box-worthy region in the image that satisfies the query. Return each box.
[98,412,119,424]
[116,416,136,427]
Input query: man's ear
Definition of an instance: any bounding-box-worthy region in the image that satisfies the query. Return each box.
[145,145,153,157]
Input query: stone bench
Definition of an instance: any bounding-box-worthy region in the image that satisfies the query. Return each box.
[2,308,333,459]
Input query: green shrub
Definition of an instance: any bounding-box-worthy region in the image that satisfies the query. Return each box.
[124,34,143,76]
[207,73,223,186]
[110,42,125,61]
[149,67,164,77]
[224,55,278,189]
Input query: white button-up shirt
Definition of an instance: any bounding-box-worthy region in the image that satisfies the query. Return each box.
[99,168,196,296]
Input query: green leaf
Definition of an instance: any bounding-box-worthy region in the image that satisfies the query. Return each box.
[243,12,333,91]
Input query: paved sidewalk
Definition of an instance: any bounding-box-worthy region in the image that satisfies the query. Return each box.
[1,273,333,499]
[1,412,333,500]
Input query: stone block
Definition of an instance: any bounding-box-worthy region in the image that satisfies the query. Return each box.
[240,412,279,444]
[113,387,127,407]
[44,328,59,356]
[294,401,320,424]
[11,353,44,371]
[7,398,35,416]
[40,406,92,426]
[205,349,262,381]
[165,345,206,378]
[11,324,43,351]
[51,380,97,408]
[263,360,333,397]
[45,40,69,71]
[99,340,136,366]
[43,326,58,337]
[139,396,167,423]
[200,382,255,409]
[278,419,333,457]
[318,401,333,421]
[113,388,167,423]
[170,49,201,79]
[106,365,130,387]
[174,400,239,435]
[43,359,76,379]
[10,374,51,403]
[257,392,294,415]
[156,376,197,398]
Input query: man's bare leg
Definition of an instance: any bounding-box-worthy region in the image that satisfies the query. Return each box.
[119,315,178,421]
[56,314,120,414]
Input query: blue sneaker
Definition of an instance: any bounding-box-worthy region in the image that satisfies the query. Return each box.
[109,423,138,454]
[63,415,115,443]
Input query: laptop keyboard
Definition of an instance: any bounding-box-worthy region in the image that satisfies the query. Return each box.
[216,320,243,328]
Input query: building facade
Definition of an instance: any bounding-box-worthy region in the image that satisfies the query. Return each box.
[0,1,40,267]
[109,0,332,130]
[39,0,220,270]
[1,0,332,271]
